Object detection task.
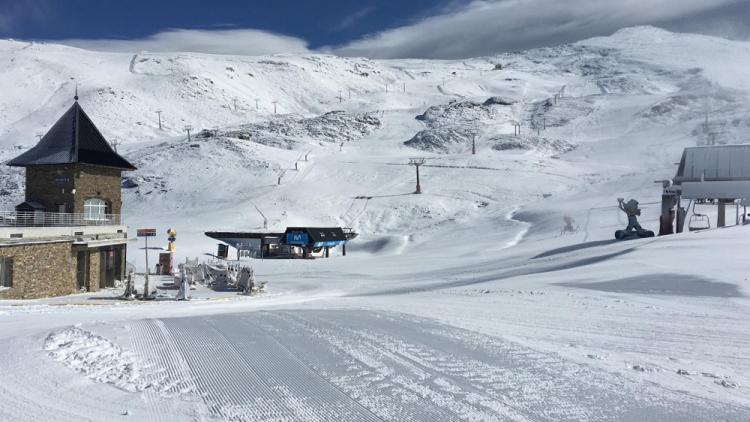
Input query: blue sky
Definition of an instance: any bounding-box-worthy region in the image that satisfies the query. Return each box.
[1,0,748,59]
[0,0,455,48]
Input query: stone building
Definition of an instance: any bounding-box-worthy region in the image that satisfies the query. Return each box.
[0,98,136,299]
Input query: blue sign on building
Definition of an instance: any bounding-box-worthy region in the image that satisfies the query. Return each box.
[313,240,343,247]
[286,232,309,245]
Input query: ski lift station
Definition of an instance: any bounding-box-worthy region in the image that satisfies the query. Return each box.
[659,145,750,234]
[206,227,357,259]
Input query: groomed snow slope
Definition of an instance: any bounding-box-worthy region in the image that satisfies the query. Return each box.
[1,27,750,421]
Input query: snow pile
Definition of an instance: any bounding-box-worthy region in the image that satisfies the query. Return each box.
[406,96,576,155]
[489,134,575,154]
[43,326,166,393]
[222,110,382,149]
[406,98,515,153]
[404,127,473,153]
[529,96,596,129]
[416,99,504,124]
[483,96,516,106]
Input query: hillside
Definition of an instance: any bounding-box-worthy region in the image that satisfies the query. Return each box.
[1,27,750,421]
[2,27,748,253]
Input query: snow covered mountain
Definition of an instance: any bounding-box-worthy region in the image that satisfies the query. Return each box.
[2,26,748,254]
[2,26,750,421]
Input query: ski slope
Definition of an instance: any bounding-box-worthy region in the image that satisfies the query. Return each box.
[1,26,750,421]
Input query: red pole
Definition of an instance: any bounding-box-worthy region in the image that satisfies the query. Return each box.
[415,165,422,194]
[472,135,476,155]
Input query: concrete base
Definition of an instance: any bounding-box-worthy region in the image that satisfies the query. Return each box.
[0,224,127,241]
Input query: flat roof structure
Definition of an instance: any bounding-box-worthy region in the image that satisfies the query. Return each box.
[205,227,357,259]
[673,146,750,199]
[205,231,285,251]
[675,145,750,183]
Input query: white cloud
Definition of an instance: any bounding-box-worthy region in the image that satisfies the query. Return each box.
[59,28,310,56]
[333,6,376,31]
[332,0,748,59]
[44,0,750,59]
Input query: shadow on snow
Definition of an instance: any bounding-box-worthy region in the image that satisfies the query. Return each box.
[557,273,743,298]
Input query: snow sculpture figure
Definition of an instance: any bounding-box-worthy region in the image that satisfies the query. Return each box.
[121,270,136,300]
[619,198,643,231]
[176,270,190,301]
[237,266,248,290]
[241,267,256,296]
[615,197,654,240]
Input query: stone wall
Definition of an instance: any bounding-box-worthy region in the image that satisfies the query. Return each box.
[88,248,101,292]
[73,164,123,215]
[24,164,123,215]
[0,241,76,299]
[85,245,127,290]
[25,165,75,212]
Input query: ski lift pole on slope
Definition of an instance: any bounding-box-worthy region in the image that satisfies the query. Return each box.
[409,158,426,194]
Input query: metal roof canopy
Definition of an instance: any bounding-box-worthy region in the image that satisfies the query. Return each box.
[674,146,750,200]
[285,227,347,243]
[205,228,353,251]
[205,231,284,251]
[205,231,285,240]
[15,201,46,211]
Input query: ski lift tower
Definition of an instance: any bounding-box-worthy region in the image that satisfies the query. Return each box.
[409,157,426,194]
[467,127,478,155]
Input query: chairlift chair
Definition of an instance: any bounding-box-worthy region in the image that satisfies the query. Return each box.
[688,201,711,231]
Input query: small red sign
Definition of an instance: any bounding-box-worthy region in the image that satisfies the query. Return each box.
[137,228,157,237]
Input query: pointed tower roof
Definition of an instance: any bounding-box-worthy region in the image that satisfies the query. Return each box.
[7,101,136,170]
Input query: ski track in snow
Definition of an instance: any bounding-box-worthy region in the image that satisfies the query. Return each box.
[101,310,750,422]
[159,315,383,421]
[127,319,205,420]
[504,207,530,248]
[0,333,196,421]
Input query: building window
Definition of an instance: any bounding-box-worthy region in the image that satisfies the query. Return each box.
[84,198,107,220]
[0,257,12,288]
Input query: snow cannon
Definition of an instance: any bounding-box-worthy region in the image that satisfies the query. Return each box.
[614,197,655,240]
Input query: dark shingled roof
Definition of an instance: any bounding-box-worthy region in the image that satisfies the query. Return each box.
[6,101,136,170]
